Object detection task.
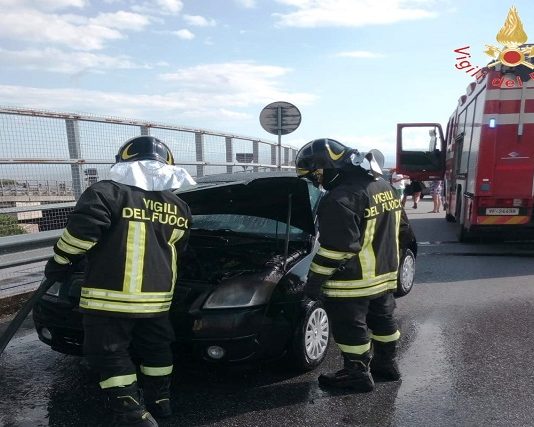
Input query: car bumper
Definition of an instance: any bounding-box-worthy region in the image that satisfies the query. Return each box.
[172,305,292,364]
[33,297,293,363]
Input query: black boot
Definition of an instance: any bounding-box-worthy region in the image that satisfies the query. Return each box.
[142,375,172,418]
[107,383,158,427]
[318,353,375,392]
[370,341,401,381]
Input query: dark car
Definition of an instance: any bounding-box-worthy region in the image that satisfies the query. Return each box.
[33,172,417,370]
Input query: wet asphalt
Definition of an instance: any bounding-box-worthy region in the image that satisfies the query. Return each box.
[1,199,534,426]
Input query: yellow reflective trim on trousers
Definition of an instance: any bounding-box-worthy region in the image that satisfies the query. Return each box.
[358,218,376,280]
[62,228,96,250]
[371,330,401,342]
[140,365,173,376]
[99,373,137,389]
[323,280,397,298]
[324,271,398,289]
[53,254,70,265]
[317,247,355,260]
[124,221,146,294]
[337,342,371,355]
[57,238,86,255]
[168,229,185,291]
[81,287,173,302]
[79,298,171,313]
[310,262,337,276]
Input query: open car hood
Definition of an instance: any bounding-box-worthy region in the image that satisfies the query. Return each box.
[175,173,316,236]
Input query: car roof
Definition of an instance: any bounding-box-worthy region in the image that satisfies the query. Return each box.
[175,171,316,234]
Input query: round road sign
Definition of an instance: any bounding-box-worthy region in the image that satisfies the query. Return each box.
[259,101,301,135]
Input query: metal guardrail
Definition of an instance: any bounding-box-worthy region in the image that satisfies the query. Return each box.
[0,107,298,288]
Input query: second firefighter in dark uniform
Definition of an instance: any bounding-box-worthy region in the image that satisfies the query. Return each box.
[45,136,195,426]
[296,138,403,392]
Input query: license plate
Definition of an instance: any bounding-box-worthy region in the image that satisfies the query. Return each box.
[485,208,519,215]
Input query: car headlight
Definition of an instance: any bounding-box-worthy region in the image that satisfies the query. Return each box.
[203,281,276,309]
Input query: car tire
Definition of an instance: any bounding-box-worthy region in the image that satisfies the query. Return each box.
[289,299,330,372]
[394,248,415,297]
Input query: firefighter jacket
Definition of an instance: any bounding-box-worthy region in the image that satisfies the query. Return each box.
[308,168,402,299]
[52,180,191,317]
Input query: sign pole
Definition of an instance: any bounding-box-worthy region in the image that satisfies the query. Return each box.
[277,106,282,170]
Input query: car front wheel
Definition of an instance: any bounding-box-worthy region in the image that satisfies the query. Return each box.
[395,248,415,297]
[289,299,330,371]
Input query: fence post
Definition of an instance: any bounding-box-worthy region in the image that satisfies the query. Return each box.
[271,145,277,172]
[140,125,150,136]
[225,136,233,174]
[195,132,204,177]
[253,141,259,172]
[65,119,83,200]
[290,148,296,165]
[284,147,289,166]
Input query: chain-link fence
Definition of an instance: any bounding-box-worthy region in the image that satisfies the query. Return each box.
[0,107,297,238]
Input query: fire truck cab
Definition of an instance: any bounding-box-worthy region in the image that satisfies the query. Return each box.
[396,65,534,242]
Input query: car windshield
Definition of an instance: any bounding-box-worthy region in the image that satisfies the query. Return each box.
[192,214,309,240]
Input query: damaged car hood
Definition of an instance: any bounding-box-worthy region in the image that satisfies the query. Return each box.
[174,173,316,235]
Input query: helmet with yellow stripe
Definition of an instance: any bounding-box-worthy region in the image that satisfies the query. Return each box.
[295,138,357,188]
[116,136,175,165]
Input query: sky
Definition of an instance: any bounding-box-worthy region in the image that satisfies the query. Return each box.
[1,0,533,166]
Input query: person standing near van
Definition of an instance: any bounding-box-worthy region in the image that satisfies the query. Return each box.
[390,168,405,199]
[429,180,443,213]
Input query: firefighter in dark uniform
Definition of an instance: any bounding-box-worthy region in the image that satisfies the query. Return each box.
[44,136,195,426]
[296,138,402,392]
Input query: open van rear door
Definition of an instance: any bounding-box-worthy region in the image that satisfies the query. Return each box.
[396,123,446,181]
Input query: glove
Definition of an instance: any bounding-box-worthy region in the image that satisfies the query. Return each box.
[44,257,72,283]
[304,273,326,301]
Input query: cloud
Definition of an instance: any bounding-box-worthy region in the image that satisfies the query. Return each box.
[273,0,438,27]
[90,11,152,30]
[0,0,87,11]
[234,0,256,8]
[0,61,316,121]
[159,62,300,101]
[0,48,145,74]
[132,0,183,15]
[183,15,216,27]
[173,29,195,40]
[158,62,316,120]
[156,0,183,14]
[334,50,385,58]
[0,7,152,50]
[0,9,122,50]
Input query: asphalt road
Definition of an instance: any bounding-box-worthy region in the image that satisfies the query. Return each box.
[1,199,534,426]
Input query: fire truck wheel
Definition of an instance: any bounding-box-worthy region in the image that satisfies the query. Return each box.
[458,224,475,242]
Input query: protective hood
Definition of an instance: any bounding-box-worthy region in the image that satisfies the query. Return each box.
[350,148,384,179]
[109,160,196,191]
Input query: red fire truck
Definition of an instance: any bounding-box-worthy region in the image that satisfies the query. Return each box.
[396,64,534,241]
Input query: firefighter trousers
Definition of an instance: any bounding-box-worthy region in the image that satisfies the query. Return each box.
[324,292,399,358]
[82,313,175,389]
